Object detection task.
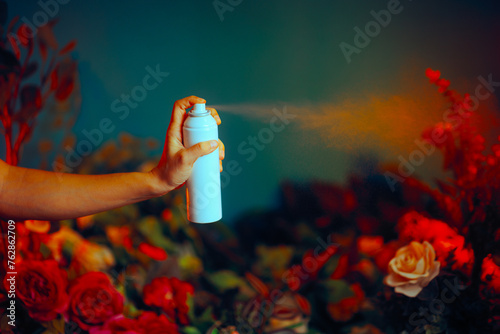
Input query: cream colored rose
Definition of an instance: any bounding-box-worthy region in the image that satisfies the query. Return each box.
[384,241,440,297]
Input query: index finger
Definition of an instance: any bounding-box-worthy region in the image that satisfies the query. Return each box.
[168,96,206,133]
[206,107,221,125]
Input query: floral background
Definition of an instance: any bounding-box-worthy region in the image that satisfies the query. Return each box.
[1,1,500,334]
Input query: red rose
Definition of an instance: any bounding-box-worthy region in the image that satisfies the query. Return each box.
[143,277,176,319]
[138,242,167,261]
[482,254,500,294]
[66,272,124,330]
[89,315,141,334]
[170,277,194,325]
[374,241,400,274]
[137,311,178,334]
[327,283,365,322]
[4,260,68,321]
[143,277,194,325]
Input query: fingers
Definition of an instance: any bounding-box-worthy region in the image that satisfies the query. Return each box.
[206,107,221,125]
[218,139,225,160]
[169,96,206,134]
[180,140,218,167]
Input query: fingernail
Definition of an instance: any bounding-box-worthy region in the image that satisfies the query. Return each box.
[210,140,218,148]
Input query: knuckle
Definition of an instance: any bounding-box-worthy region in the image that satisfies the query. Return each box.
[178,150,190,165]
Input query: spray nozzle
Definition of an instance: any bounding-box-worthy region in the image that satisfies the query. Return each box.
[192,103,206,114]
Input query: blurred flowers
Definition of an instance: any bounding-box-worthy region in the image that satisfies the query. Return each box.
[327,283,365,322]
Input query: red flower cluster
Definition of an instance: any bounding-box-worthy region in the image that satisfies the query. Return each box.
[356,236,400,274]
[143,277,194,325]
[89,312,178,334]
[397,211,473,273]
[3,260,68,321]
[2,261,124,330]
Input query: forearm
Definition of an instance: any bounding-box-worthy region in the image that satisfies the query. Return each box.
[0,163,168,221]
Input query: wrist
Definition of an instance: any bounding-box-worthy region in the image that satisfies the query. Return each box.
[146,168,173,197]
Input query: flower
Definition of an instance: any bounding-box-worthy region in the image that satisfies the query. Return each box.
[374,241,400,274]
[327,283,365,322]
[136,311,178,334]
[24,220,50,233]
[397,211,473,272]
[349,324,385,334]
[72,241,115,273]
[138,242,168,261]
[66,272,124,330]
[142,277,194,325]
[89,315,141,334]
[266,291,310,333]
[357,236,384,257]
[4,260,68,321]
[384,241,440,297]
[481,254,500,294]
[77,214,96,230]
[143,277,176,319]
[170,277,195,325]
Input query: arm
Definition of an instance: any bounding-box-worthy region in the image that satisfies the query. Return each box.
[0,96,224,221]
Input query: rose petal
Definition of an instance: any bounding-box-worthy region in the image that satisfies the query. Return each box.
[395,283,423,297]
[414,257,426,275]
[420,261,440,287]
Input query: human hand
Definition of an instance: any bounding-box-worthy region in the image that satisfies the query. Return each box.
[150,96,225,195]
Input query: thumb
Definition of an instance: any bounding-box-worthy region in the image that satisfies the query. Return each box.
[181,140,218,166]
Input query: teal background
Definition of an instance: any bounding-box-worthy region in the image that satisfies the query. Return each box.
[5,0,500,222]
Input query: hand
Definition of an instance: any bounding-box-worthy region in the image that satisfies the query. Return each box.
[150,96,225,195]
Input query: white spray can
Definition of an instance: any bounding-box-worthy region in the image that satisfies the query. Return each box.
[182,103,222,223]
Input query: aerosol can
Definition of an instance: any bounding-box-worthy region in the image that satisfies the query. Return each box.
[182,103,222,223]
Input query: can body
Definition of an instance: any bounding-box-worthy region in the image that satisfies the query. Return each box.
[182,110,222,223]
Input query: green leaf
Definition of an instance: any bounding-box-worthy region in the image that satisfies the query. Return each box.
[137,216,176,252]
[319,279,355,303]
[182,326,202,334]
[207,270,249,292]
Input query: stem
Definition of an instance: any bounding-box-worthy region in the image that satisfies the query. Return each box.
[4,124,13,165]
